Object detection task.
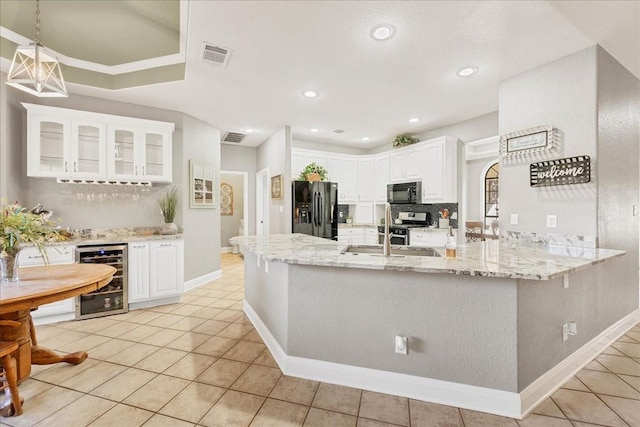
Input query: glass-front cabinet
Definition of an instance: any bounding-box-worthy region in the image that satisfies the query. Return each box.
[107,125,172,183]
[24,103,174,183]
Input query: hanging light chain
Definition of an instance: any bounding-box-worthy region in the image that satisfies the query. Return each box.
[34,0,41,45]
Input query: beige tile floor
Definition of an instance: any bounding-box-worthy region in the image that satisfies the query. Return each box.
[1,252,639,427]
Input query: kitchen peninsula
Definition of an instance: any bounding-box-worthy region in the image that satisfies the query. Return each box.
[234,234,634,419]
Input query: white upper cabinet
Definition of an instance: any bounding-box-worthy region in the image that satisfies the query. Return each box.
[374,154,389,203]
[26,106,106,179]
[107,124,173,182]
[357,157,375,201]
[328,154,357,203]
[389,146,422,183]
[24,103,174,183]
[420,136,460,203]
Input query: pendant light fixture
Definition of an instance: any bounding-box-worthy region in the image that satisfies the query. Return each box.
[6,0,68,97]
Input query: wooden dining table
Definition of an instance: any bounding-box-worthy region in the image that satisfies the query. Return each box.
[0,263,116,385]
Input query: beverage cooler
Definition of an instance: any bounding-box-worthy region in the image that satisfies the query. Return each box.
[75,244,128,319]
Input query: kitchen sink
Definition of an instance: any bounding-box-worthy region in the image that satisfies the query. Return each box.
[340,245,441,257]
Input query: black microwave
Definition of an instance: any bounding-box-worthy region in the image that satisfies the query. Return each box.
[387,182,422,204]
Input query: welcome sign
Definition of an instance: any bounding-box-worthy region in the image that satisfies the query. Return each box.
[530,156,591,187]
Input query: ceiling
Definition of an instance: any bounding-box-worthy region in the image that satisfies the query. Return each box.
[1,1,638,149]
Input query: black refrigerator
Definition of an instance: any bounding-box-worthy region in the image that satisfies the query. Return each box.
[292,180,338,240]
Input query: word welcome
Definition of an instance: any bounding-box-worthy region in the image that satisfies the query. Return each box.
[530,156,590,187]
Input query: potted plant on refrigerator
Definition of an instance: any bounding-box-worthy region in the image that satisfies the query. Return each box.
[298,163,328,182]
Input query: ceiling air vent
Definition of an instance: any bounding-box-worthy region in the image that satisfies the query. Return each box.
[202,42,232,68]
[222,131,246,143]
[333,129,345,134]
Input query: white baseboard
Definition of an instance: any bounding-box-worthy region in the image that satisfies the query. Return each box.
[520,308,640,417]
[184,269,222,292]
[221,246,233,253]
[129,296,182,310]
[32,312,76,326]
[244,300,522,418]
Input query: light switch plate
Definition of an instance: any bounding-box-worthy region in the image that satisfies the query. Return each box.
[510,214,518,225]
[546,215,557,228]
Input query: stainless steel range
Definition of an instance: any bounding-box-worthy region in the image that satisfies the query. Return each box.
[378,212,431,245]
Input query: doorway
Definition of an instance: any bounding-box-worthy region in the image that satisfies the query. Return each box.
[220,170,248,251]
[256,168,270,235]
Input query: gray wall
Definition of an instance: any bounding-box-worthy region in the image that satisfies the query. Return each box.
[220,173,244,248]
[288,264,519,392]
[499,45,639,388]
[257,126,292,234]
[0,74,24,203]
[499,47,599,237]
[595,46,640,314]
[181,115,221,281]
[293,139,368,156]
[221,144,257,235]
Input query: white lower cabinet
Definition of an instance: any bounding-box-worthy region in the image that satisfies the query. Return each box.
[19,245,76,321]
[128,239,184,305]
[337,228,363,245]
[364,228,378,245]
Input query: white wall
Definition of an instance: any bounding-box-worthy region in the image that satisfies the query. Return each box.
[293,139,368,156]
[220,173,244,247]
[257,126,292,234]
[499,47,598,237]
[221,144,257,235]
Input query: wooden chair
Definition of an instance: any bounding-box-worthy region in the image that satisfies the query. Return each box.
[465,221,485,242]
[0,320,23,417]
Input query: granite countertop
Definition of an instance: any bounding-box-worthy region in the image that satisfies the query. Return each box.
[232,233,625,280]
[338,224,377,228]
[30,227,183,247]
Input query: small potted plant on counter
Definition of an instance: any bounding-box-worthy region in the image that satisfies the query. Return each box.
[158,186,179,235]
[298,163,328,182]
[438,208,450,229]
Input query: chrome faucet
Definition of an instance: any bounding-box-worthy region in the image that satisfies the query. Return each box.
[383,203,392,256]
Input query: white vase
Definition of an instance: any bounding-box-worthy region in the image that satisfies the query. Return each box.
[160,222,179,235]
[438,218,450,229]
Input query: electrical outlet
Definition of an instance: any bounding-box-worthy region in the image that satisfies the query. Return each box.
[562,321,577,341]
[546,215,557,228]
[510,214,518,225]
[395,335,408,355]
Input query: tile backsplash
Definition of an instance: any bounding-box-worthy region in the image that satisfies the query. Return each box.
[337,204,350,223]
[390,203,459,228]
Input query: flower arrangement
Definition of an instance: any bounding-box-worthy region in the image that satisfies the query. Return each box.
[1,198,69,281]
[298,163,328,182]
[439,208,449,219]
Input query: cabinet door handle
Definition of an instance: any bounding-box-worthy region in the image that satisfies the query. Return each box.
[135,166,138,175]
[64,161,68,172]
[160,243,173,247]
[73,162,77,172]
[142,166,145,175]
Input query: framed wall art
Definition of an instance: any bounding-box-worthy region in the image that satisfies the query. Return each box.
[190,161,215,208]
[220,182,233,215]
[271,174,283,199]
[500,125,554,157]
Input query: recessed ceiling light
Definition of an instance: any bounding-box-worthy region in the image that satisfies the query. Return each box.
[370,24,396,41]
[409,118,419,123]
[310,128,319,133]
[303,90,319,98]
[245,128,253,133]
[361,137,370,141]
[457,66,479,77]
